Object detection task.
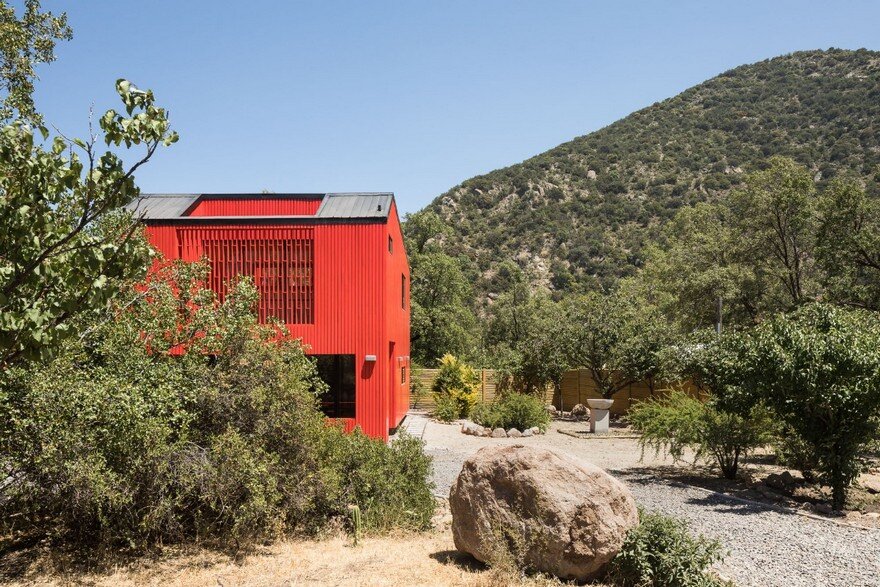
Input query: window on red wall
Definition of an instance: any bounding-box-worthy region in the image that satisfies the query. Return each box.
[198,230,315,324]
[401,273,406,309]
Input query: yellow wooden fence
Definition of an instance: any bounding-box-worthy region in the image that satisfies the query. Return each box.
[558,369,702,415]
[412,367,698,415]
[411,369,553,409]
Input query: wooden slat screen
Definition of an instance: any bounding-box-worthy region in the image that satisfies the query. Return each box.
[178,227,315,324]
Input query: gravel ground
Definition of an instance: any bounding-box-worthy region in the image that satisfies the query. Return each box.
[406,413,880,587]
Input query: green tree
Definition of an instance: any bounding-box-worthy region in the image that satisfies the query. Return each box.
[641,203,762,331]
[817,179,880,310]
[486,287,567,396]
[402,209,450,255]
[403,209,480,364]
[728,156,818,306]
[739,303,880,509]
[409,252,479,364]
[0,1,71,122]
[562,291,648,400]
[0,80,178,367]
[643,158,826,332]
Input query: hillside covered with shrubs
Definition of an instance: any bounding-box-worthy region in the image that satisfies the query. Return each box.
[425,49,880,297]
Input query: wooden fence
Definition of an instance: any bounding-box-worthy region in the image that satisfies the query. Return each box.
[411,369,553,409]
[413,367,699,416]
[558,369,702,415]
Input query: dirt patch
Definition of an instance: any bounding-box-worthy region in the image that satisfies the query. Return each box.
[0,528,586,587]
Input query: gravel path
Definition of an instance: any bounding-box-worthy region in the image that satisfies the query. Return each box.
[407,413,880,587]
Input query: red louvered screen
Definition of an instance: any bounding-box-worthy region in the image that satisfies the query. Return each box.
[178,227,314,324]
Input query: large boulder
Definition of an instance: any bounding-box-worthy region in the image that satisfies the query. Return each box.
[450,445,638,581]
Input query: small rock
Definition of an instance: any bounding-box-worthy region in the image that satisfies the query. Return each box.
[586,169,597,180]
[864,512,880,520]
[546,404,558,415]
[507,428,522,438]
[478,427,491,437]
[461,421,482,436]
[570,404,589,419]
[814,503,834,515]
[491,427,507,438]
[530,426,541,435]
[765,471,801,493]
[522,428,534,437]
[859,473,880,494]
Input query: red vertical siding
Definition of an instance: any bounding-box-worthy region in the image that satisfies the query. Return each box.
[189,198,322,217]
[384,201,411,430]
[143,209,403,440]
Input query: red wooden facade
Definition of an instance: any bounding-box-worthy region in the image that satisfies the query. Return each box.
[131,193,410,440]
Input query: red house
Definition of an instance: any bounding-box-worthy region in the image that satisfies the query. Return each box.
[129,192,411,440]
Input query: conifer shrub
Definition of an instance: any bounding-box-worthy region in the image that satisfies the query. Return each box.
[431,354,480,421]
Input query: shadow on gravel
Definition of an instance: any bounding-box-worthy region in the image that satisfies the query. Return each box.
[610,467,799,518]
[683,493,792,516]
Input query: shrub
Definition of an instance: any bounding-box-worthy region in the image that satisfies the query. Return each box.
[0,261,435,548]
[431,354,480,421]
[773,429,820,481]
[737,303,880,509]
[471,392,550,431]
[607,509,728,587]
[627,390,773,479]
[318,428,435,533]
[433,392,463,423]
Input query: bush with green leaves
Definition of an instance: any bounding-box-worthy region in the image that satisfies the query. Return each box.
[627,390,773,479]
[607,509,728,587]
[431,353,480,421]
[0,260,434,547]
[470,391,550,432]
[736,303,880,510]
[773,430,820,481]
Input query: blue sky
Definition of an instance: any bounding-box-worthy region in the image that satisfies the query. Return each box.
[33,1,880,214]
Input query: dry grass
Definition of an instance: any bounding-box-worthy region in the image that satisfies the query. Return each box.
[0,527,589,587]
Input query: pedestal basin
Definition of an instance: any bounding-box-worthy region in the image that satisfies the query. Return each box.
[587,398,614,433]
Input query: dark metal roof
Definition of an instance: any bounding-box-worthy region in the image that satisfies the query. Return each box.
[126,194,199,219]
[126,193,395,222]
[316,193,393,218]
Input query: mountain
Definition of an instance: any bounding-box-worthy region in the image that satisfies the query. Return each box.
[426,48,880,296]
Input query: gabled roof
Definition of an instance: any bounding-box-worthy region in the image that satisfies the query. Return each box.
[126,192,395,223]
